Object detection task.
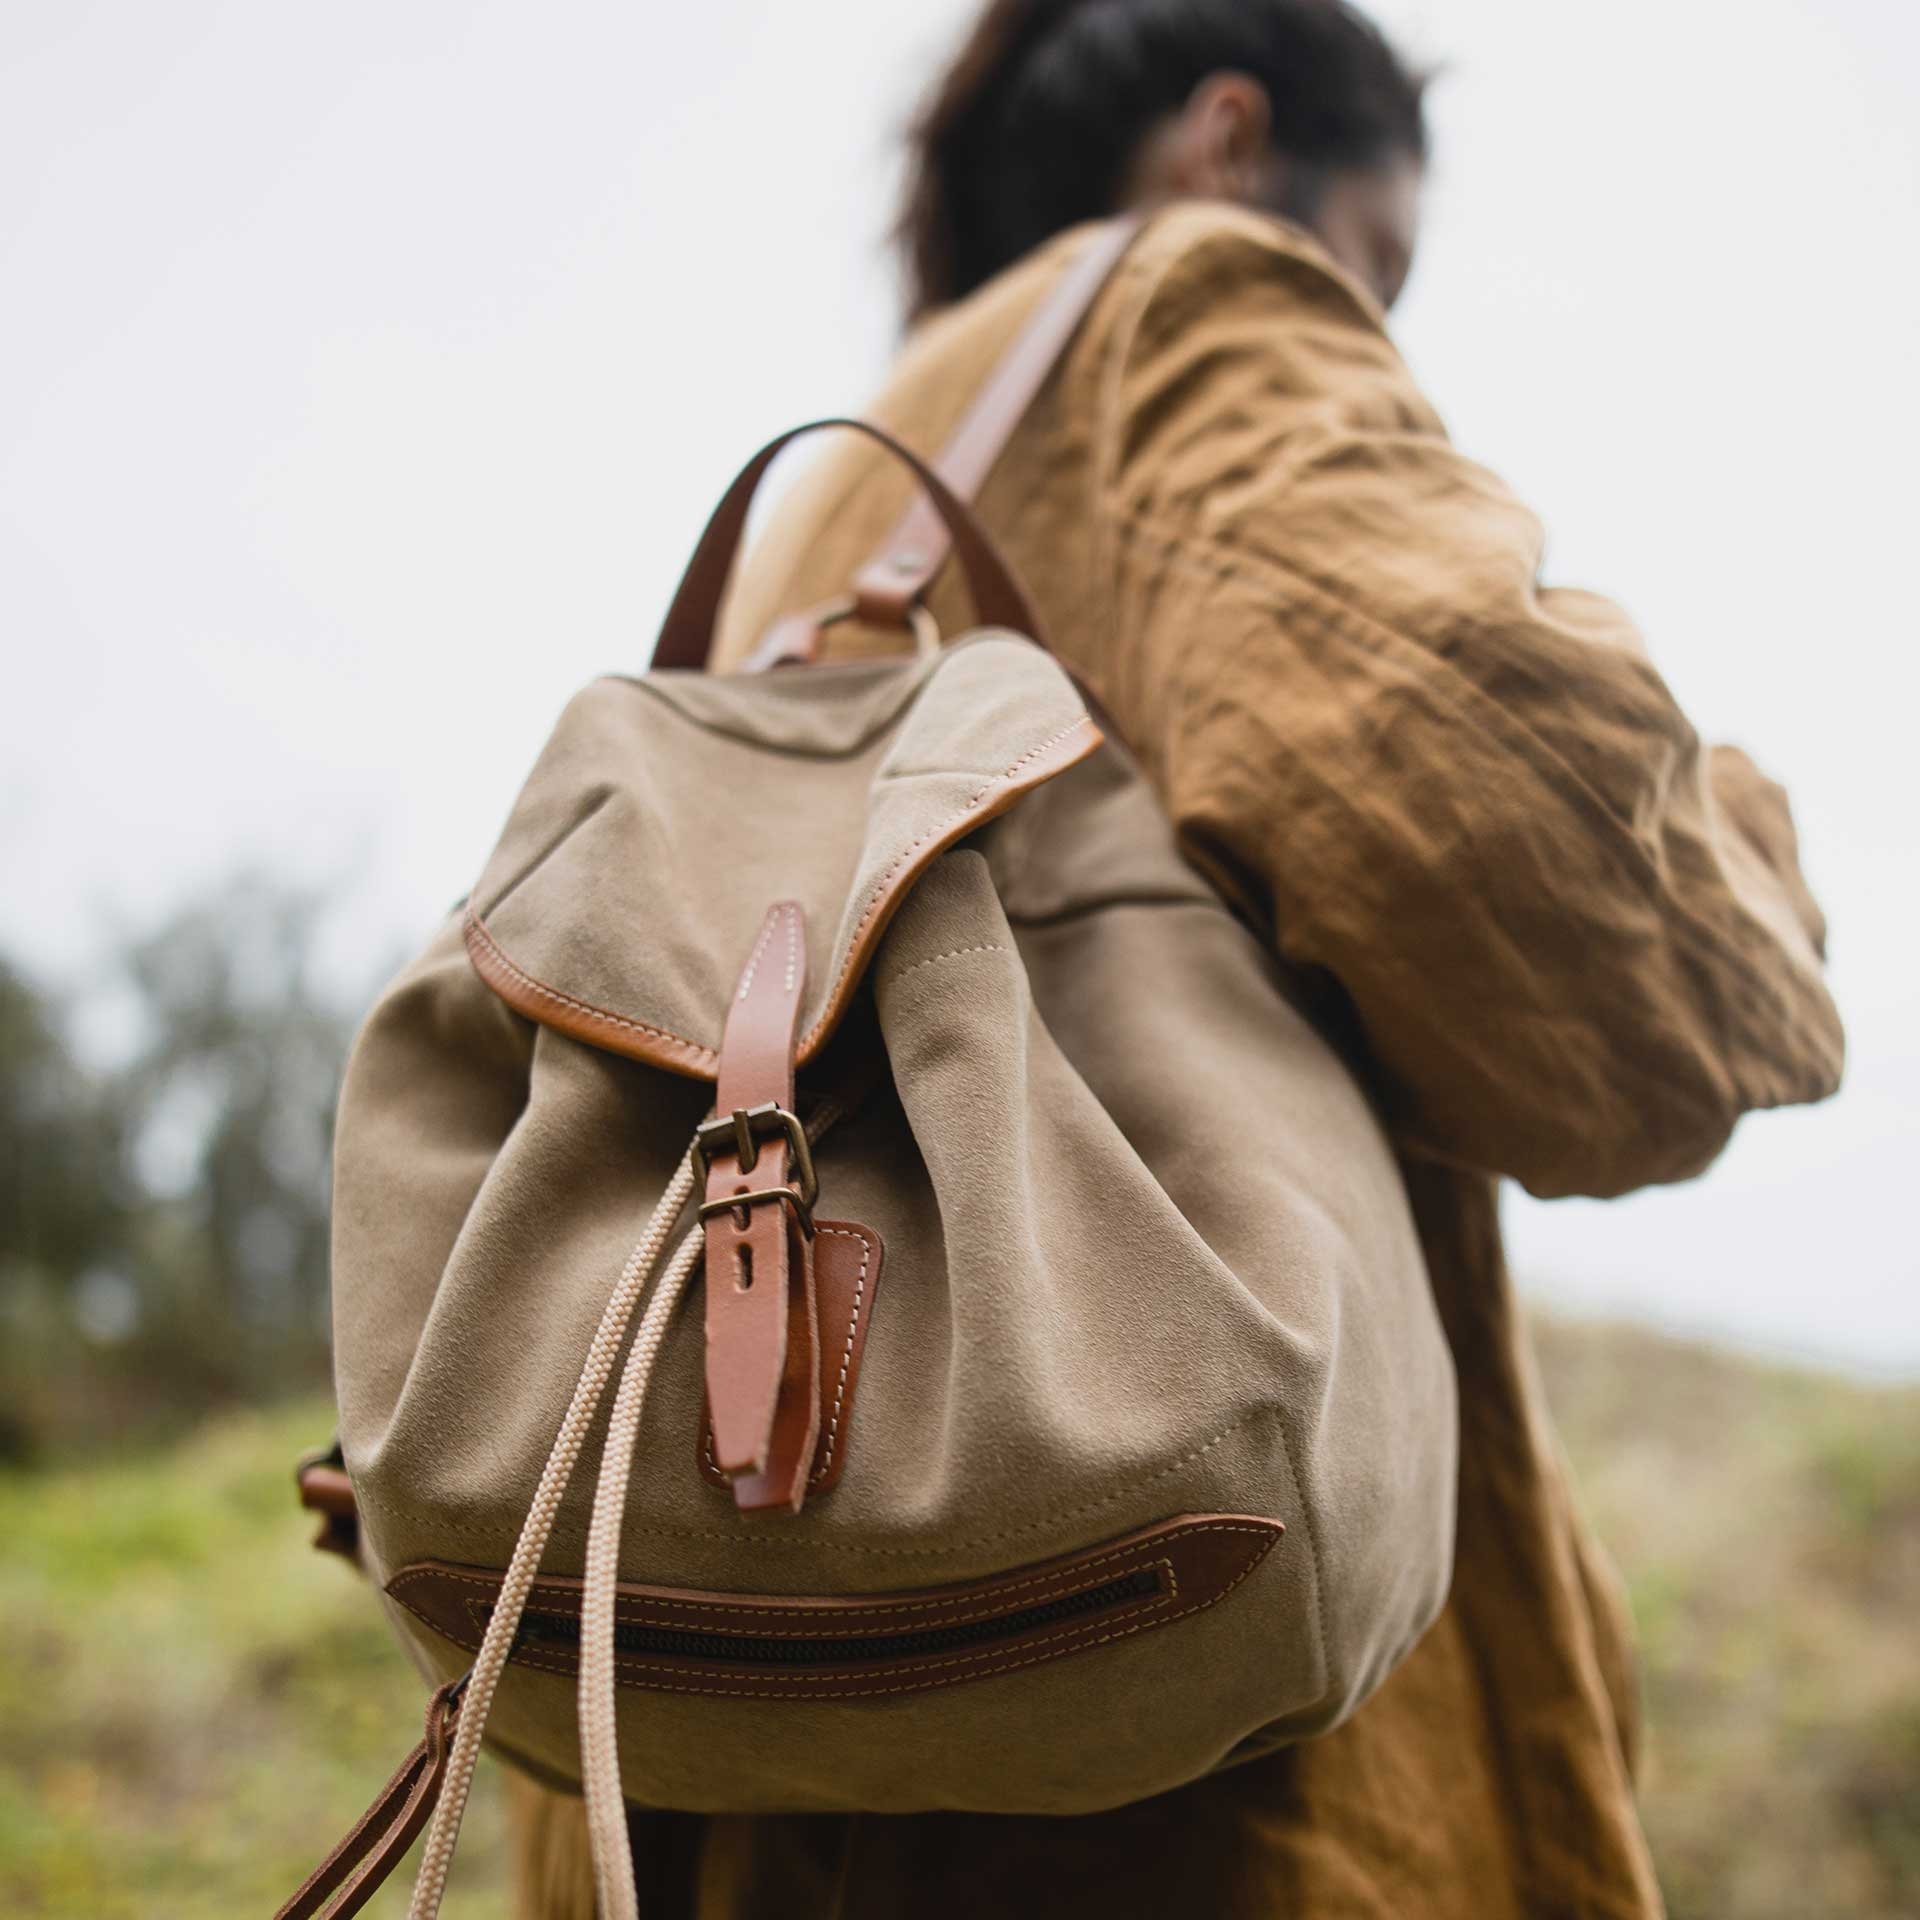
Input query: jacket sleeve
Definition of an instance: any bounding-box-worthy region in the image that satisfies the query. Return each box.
[1092,212,1843,1199]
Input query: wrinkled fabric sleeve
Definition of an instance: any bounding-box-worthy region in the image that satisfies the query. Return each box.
[1092,217,1843,1199]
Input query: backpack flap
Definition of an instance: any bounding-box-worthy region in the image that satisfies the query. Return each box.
[462,633,1101,1082]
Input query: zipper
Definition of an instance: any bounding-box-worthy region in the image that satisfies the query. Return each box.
[497,1567,1161,1670]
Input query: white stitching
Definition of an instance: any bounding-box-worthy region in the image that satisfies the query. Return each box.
[698,1226,872,1489]
[464,912,718,1066]
[880,943,1012,986]
[812,1227,869,1479]
[733,909,782,1005]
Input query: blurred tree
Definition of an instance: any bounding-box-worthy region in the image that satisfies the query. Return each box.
[0,877,366,1455]
[0,958,132,1458]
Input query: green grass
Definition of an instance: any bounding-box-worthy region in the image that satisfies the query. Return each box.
[2,1322,1916,1918]
[1533,1316,1920,1920]
[0,1399,505,1920]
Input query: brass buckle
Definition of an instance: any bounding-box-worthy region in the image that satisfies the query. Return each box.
[691,1102,818,1236]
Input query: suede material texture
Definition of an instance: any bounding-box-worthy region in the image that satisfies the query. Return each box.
[334,626,1454,1816]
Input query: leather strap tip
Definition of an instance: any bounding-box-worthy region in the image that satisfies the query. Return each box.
[708,1416,776,1481]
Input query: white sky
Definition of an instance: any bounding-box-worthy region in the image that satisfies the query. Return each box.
[4,0,1916,1376]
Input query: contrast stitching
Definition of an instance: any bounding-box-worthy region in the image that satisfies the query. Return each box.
[811,1227,870,1480]
[733,909,782,1005]
[464,911,718,1067]
[796,715,1097,1056]
[388,1527,1277,1700]
[390,1528,1238,1634]
[359,1403,1278,1555]
[698,1226,872,1489]
[881,944,1012,986]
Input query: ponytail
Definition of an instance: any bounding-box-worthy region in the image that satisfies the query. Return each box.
[896,0,1428,321]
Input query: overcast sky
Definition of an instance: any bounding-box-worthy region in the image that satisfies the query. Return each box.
[4,0,1916,1375]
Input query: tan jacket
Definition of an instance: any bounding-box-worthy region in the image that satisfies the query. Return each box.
[524,204,1843,1919]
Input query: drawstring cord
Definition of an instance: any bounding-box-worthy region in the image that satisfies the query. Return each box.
[407,1096,849,1920]
[577,1216,708,1918]
[405,1148,698,1919]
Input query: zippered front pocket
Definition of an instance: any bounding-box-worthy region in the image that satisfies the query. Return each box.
[387,1512,1281,1701]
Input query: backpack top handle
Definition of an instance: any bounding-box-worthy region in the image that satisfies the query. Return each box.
[650,416,1042,673]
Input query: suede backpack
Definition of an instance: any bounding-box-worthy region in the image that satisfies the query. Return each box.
[282,222,1456,1920]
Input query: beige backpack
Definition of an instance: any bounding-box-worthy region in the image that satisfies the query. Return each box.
[284,223,1455,1920]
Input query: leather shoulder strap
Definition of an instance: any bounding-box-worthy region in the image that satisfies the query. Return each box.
[735,217,1143,675]
[847,216,1142,630]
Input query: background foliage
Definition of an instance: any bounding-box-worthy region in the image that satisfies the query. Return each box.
[1,879,356,1459]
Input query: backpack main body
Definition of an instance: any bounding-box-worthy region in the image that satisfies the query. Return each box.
[330,630,1457,1817]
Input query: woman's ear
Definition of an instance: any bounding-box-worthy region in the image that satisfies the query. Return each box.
[1169,71,1279,204]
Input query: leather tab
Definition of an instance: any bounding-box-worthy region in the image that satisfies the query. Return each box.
[724,1220,822,1512]
[700,1218,884,1501]
[703,903,812,1479]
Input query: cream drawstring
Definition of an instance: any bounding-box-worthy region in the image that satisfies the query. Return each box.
[408,1098,845,1920]
[405,1150,698,1920]
[576,1218,707,1919]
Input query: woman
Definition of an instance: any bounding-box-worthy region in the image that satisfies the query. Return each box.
[517,2,1843,1913]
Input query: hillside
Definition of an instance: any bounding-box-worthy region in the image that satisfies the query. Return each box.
[2,1317,1915,1918]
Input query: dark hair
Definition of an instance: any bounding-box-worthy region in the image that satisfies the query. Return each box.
[898,0,1429,319]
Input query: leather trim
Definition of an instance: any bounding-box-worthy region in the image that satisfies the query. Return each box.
[463,909,719,1074]
[462,712,1103,1080]
[700,1219,883,1499]
[384,1513,1282,1703]
[274,1674,465,1920]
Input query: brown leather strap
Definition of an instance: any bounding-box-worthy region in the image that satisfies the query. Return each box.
[651,420,1041,672]
[701,903,818,1485]
[848,216,1142,632]
[275,1674,466,1920]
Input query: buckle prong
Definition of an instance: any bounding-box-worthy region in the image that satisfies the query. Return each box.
[696,1185,816,1240]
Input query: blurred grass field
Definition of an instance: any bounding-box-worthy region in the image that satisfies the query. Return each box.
[2,1316,1916,1919]
[0,1398,507,1920]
